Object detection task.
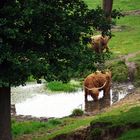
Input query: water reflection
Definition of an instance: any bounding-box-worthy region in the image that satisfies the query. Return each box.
[11,83,134,118]
[15,91,85,118]
[85,94,110,113]
[111,83,134,104]
[11,83,45,104]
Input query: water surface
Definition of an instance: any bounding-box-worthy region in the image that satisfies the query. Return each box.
[11,83,134,118]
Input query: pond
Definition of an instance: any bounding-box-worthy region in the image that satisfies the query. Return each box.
[11,82,134,118]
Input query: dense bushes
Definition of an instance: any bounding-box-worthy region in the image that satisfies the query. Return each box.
[106,60,129,82]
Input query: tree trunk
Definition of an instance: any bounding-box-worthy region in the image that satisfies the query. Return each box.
[0,87,12,140]
[102,0,113,20]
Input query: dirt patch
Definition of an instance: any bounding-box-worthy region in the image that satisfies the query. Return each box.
[123,10,140,16]
[52,126,89,140]
[123,51,140,81]
[111,25,131,32]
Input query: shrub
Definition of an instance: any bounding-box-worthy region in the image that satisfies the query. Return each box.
[48,119,62,125]
[106,60,129,82]
[71,109,84,116]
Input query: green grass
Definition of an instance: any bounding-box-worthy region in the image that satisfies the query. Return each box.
[128,53,140,62]
[12,119,62,138]
[45,105,140,140]
[46,80,81,92]
[12,116,95,140]
[35,117,94,140]
[84,0,101,9]
[12,121,47,137]
[84,0,140,11]
[88,105,140,140]
[90,106,140,126]
[110,15,140,57]
[117,129,140,140]
[113,0,140,11]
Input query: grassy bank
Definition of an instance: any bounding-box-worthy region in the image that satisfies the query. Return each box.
[117,129,140,140]
[46,80,81,92]
[12,116,94,139]
[12,91,140,140]
[87,106,140,140]
[12,119,63,139]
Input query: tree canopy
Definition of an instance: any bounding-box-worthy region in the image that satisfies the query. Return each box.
[0,0,122,85]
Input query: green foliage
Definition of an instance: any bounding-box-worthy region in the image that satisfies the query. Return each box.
[106,60,129,82]
[0,0,122,86]
[71,108,84,116]
[47,119,62,125]
[46,81,80,92]
[117,129,140,140]
[27,75,35,82]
